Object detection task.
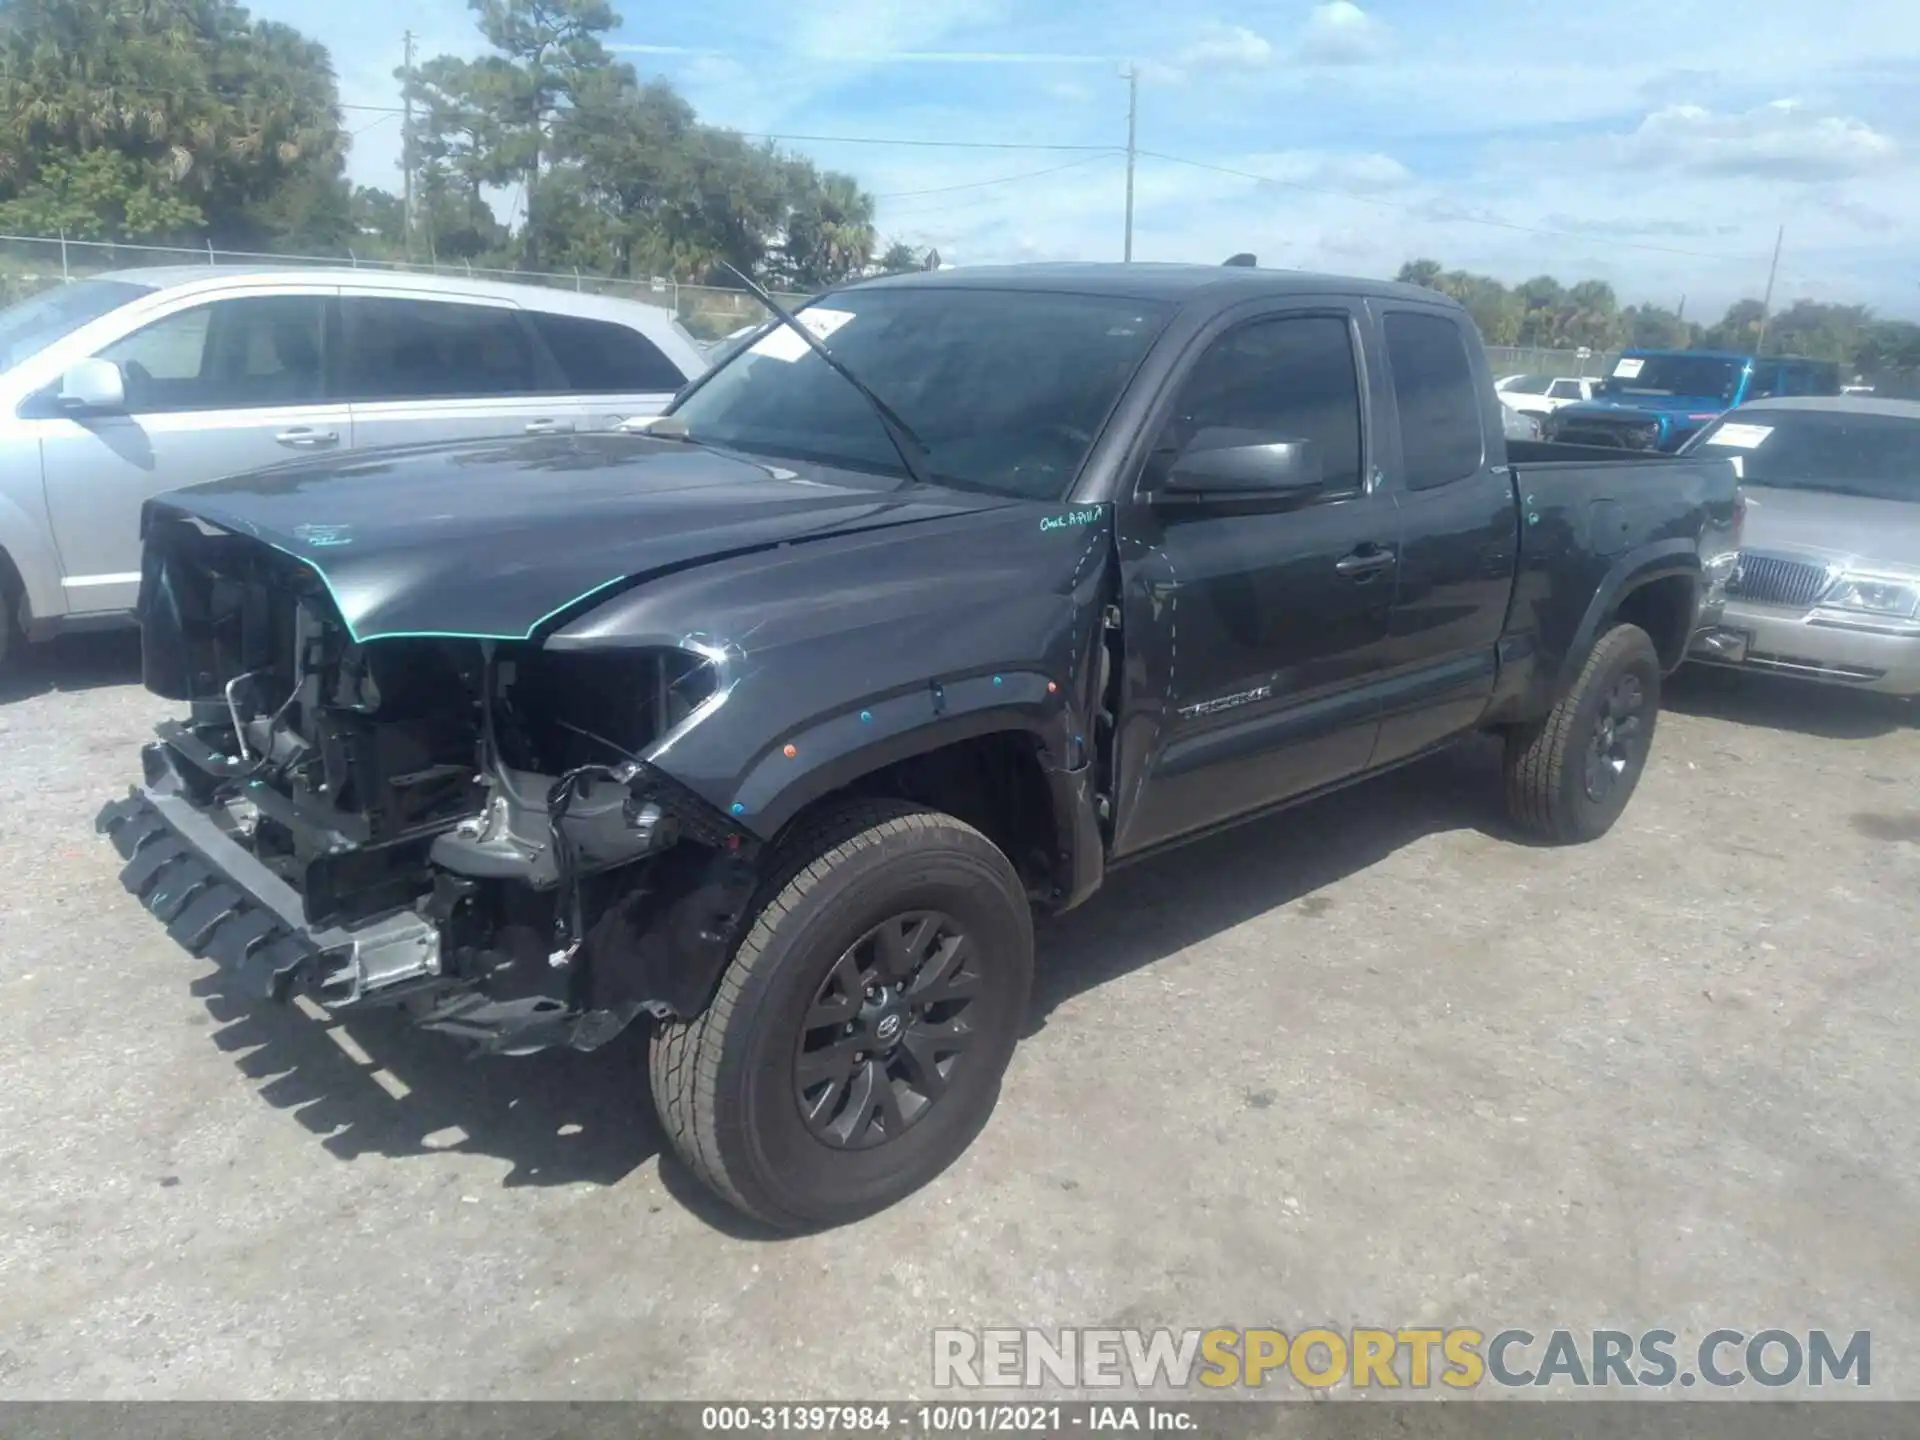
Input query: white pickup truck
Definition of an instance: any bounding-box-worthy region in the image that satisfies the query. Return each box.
[1496,373,1596,418]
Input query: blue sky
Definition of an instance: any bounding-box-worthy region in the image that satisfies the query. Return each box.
[271,0,1920,320]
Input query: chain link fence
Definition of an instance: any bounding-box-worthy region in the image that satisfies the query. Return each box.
[0,233,808,342]
[1483,345,1620,379]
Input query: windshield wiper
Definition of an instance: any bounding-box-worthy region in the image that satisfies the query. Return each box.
[720,263,936,490]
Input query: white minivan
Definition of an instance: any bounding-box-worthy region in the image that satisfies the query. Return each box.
[0,266,708,666]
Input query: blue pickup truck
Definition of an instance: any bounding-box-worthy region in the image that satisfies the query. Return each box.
[1544,349,1841,451]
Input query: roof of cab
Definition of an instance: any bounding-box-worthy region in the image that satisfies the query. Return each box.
[844,261,1469,311]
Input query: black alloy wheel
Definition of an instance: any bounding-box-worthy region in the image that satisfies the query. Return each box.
[795,910,979,1150]
[1583,672,1649,803]
[648,801,1034,1231]
[1503,621,1662,844]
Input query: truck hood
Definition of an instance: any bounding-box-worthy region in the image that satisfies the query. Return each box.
[146,435,1018,642]
[1739,484,1920,572]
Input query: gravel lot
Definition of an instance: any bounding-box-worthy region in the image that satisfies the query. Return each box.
[1,632,1916,1401]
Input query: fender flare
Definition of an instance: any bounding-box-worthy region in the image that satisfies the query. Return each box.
[1553,539,1701,700]
[721,668,1075,843]
[0,490,64,624]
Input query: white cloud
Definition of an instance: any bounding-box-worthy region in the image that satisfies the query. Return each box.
[1614,100,1899,182]
[1297,1,1392,65]
[1178,24,1274,70]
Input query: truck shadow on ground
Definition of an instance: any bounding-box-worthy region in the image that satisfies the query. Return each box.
[1665,663,1913,740]
[189,735,1520,1236]
[0,629,143,705]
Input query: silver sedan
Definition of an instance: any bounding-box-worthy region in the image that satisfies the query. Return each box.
[1685,396,1920,695]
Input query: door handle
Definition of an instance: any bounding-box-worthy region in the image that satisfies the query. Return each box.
[1335,546,1397,578]
[524,418,576,436]
[275,427,338,448]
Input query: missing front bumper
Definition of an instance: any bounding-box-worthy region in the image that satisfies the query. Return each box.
[95,770,443,1007]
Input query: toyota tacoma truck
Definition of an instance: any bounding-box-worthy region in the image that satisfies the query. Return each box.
[96,263,1742,1230]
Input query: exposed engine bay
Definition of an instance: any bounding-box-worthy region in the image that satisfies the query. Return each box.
[99,514,764,1055]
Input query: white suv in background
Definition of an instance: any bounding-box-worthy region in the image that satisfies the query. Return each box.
[0,267,708,666]
[1496,373,1596,418]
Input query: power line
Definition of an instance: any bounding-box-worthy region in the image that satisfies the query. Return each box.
[1137,149,1780,266]
[735,131,1112,152]
[874,153,1120,199]
[883,156,1125,220]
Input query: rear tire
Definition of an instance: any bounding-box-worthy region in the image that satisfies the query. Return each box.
[1504,622,1662,844]
[650,800,1034,1231]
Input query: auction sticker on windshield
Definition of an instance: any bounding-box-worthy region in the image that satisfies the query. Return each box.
[1710,423,1773,449]
[1613,357,1646,379]
[750,307,857,362]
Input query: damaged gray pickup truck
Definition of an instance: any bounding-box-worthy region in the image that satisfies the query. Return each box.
[98,263,1741,1229]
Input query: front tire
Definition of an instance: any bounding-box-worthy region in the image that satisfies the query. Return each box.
[1504,622,1662,843]
[650,800,1034,1231]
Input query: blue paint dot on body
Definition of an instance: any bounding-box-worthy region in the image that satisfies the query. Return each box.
[992,675,1003,686]
[860,710,872,723]
[730,803,745,816]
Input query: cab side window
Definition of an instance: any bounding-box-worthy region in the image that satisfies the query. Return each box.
[96,296,327,413]
[1383,311,1484,490]
[1154,314,1365,495]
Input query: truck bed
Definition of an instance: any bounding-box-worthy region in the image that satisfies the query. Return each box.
[1486,445,1742,723]
[1505,439,1707,467]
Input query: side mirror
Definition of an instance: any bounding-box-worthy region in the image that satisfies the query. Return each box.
[1161,428,1324,499]
[58,357,126,412]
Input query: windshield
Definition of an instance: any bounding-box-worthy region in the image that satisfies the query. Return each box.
[1690,409,1920,502]
[668,287,1173,500]
[0,279,152,374]
[1596,353,1744,403]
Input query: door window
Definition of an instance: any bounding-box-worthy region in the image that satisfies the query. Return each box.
[1384,311,1484,490]
[1155,313,1364,494]
[96,296,327,413]
[530,311,686,393]
[341,297,541,401]
[1746,361,1782,400]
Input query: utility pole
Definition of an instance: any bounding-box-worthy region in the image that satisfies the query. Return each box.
[401,30,416,261]
[1754,224,1784,356]
[1122,64,1138,263]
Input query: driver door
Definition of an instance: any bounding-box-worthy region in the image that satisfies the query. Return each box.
[34,287,344,615]
[1110,302,1402,856]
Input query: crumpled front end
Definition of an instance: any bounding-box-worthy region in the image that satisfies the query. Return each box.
[97,511,761,1055]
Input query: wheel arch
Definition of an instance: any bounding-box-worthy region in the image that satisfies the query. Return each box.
[746,699,1100,911]
[1555,540,1701,698]
[0,491,65,631]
